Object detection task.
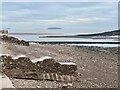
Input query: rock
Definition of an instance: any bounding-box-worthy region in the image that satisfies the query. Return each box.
[58,62,77,75]
[32,56,60,74]
[32,56,77,76]
[0,35,29,46]
[1,55,37,79]
[1,54,14,69]
[62,84,68,88]
[62,83,74,88]
[1,55,78,81]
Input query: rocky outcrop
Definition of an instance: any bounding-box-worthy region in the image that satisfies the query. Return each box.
[0,54,78,82]
[0,35,29,46]
[33,56,77,75]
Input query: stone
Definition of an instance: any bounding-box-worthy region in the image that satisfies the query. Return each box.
[0,35,29,46]
[1,55,78,81]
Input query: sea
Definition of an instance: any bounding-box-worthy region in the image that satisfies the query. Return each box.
[13,35,119,47]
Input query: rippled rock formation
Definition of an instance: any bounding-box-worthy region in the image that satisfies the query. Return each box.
[0,54,78,82]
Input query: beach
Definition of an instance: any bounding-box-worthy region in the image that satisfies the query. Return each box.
[1,1,119,88]
[1,42,118,88]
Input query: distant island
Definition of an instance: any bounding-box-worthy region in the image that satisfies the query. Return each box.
[48,27,62,29]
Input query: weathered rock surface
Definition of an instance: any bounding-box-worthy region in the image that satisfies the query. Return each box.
[0,54,78,81]
[0,35,29,46]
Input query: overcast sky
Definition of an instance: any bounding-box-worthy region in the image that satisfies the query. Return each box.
[1,2,118,34]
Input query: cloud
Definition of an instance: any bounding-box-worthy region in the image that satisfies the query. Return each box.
[2,2,118,33]
[2,17,111,30]
[3,2,117,20]
[33,17,110,25]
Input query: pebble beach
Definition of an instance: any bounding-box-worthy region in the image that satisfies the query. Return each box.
[0,41,118,88]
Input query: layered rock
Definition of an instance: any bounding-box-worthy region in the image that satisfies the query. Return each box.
[0,54,78,82]
[33,56,77,75]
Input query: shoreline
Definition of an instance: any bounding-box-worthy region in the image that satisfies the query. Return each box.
[28,41,120,44]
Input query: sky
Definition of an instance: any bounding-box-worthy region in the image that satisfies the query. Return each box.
[1,2,118,34]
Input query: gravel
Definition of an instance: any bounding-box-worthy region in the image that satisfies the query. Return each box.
[1,42,119,88]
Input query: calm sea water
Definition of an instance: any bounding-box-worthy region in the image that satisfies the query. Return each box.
[13,35,119,47]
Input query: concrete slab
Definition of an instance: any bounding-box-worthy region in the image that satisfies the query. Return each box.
[0,73,14,89]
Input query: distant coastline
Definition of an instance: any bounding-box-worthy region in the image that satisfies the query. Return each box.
[29,41,120,44]
[39,29,120,39]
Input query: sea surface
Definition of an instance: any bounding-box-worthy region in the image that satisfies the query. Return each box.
[13,35,119,47]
